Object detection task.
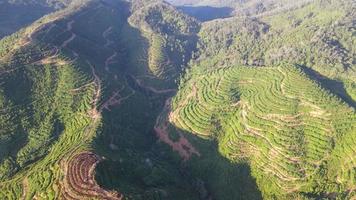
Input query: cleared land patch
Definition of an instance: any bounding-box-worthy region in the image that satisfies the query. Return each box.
[60,152,123,200]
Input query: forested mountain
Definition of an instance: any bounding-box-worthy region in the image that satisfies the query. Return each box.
[129,0,199,81]
[166,0,242,6]
[0,0,355,199]
[167,0,316,22]
[167,0,313,16]
[0,0,73,7]
[0,0,77,39]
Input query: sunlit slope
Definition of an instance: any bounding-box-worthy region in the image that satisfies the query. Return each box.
[0,0,355,199]
[170,64,356,199]
[196,0,355,104]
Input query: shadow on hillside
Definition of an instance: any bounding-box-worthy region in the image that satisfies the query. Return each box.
[299,65,356,109]
[177,6,234,22]
[88,1,260,199]
[93,93,262,200]
[179,129,263,200]
[93,123,262,199]
[0,3,52,39]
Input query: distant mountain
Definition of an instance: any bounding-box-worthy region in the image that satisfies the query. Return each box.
[0,0,77,39]
[1,0,73,8]
[166,0,242,6]
[167,0,313,17]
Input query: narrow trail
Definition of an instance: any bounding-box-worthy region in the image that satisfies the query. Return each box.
[0,8,77,64]
[278,67,329,116]
[131,75,177,94]
[155,98,200,161]
[105,52,118,72]
[21,178,29,200]
[87,61,102,120]
[33,47,71,66]
[102,26,118,72]
[99,87,135,112]
[169,82,197,122]
[103,26,114,48]
[60,20,76,49]
[70,82,95,93]
[240,103,301,164]
[2,20,77,75]
[1,46,61,76]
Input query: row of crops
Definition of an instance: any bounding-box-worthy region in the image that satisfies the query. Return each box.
[0,1,121,198]
[170,64,356,199]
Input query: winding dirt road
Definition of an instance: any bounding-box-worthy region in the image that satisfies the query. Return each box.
[61,20,76,49]
[131,75,177,94]
[87,61,102,119]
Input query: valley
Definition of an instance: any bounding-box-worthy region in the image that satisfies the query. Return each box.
[0,0,355,199]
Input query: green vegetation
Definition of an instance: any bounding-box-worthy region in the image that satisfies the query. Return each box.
[0,0,355,199]
[129,0,199,82]
[171,64,356,199]
[0,0,202,199]
[194,0,355,104]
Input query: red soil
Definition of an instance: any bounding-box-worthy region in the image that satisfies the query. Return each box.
[155,99,200,161]
[61,152,123,200]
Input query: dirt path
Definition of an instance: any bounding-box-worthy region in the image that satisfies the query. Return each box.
[0,7,77,64]
[87,61,102,120]
[61,33,76,49]
[103,26,114,48]
[21,178,29,200]
[102,26,118,72]
[105,52,117,72]
[169,82,196,122]
[239,102,301,164]
[155,98,200,161]
[60,20,76,49]
[131,75,176,94]
[25,20,76,67]
[70,82,95,93]
[99,87,135,112]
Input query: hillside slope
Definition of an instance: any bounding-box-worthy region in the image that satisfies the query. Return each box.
[0,0,205,199]
[158,0,356,199]
[167,0,313,17]
[129,0,199,82]
[195,0,356,106]
[168,64,356,199]
[0,0,355,199]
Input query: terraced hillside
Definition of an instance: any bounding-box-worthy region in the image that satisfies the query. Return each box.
[0,0,355,199]
[152,3,356,198]
[195,0,356,106]
[168,64,356,199]
[0,0,115,198]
